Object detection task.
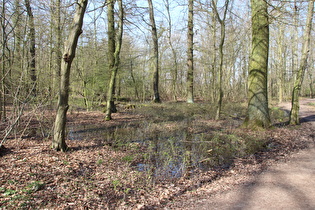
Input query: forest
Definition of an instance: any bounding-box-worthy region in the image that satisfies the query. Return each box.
[0,0,315,208]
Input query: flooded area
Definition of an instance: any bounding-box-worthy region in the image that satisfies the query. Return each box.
[66,118,254,180]
[63,102,270,181]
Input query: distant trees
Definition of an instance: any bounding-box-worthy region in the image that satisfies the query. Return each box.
[244,0,270,128]
[163,0,178,101]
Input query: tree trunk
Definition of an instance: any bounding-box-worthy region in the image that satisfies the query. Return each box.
[130,59,139,100]
[186,0,194,103]
[13,0,22,69]
[25,0,36,96]
[1,0,7,121]
[309,73,314,98]
[105,0,116,120]
[55,0,62,94]
[52,0,88,152]
[212,0,229,120]
[211,8,217,104]
[244,0,270,128]
[105,0,124,120]
[148,0,161,103]
[164,0,178,101]
[289,0,314,125]
[277,24,285,103]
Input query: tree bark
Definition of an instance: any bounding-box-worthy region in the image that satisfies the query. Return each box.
[148,0,161,103]
[105,0,116,120]
[289,0,314,125]
[211,8,217,104]
[244,0,270,128]
[13,0,22,67]
[186,0,194,103]
[164,0,178,101]
[1,0,7,121]
[105,0,124,120]
[309,73,314,98]
[212,0,229,120]
[24,0,36,96]
[56,0,62,93]
[52,0,88,151]
[277,24,285,103]
[130,59,139,100]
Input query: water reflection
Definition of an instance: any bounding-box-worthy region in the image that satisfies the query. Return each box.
[67,124,231,180]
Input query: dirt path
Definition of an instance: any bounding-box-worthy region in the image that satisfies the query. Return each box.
[190,146,315,210]
[278,98,315,123]
[166,99,315,210]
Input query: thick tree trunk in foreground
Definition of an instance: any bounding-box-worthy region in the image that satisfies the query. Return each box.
[52,0,88,151]
[289,0,314,125]
[148,0,161,103]
[244,0,270,128]
[186,0,194,103]
[105,0,124,120]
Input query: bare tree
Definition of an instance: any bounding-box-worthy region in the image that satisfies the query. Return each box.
[187,0,194,103]
[0,0,6,121]
[24,0,36,96]
[55,0,62,96]
[211,0,230,120]
[148,0,161,103]
[163,0,178,101]
[289,0,314,125]
[105,0,124,120]
[52,0,88,151]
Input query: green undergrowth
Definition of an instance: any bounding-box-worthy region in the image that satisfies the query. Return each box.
[270,106,290,123]
[0,180,45,208]
[132,101,247,122]
[104,101,270,179]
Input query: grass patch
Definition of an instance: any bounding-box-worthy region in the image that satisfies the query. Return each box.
[270,106,289,123]
[99,101,270,179]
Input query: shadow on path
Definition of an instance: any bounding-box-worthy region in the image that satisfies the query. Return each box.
[193,146,315,210]
[228,147,315,210]
[300,115,315,123]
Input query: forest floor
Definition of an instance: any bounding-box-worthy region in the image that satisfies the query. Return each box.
[0,98,315,209]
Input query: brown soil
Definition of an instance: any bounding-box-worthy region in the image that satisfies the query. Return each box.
[164,98,315,209]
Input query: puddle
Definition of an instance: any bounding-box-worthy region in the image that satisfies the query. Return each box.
[67,125,109,141]
[137,134,219,179]
[67,124,233,179]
